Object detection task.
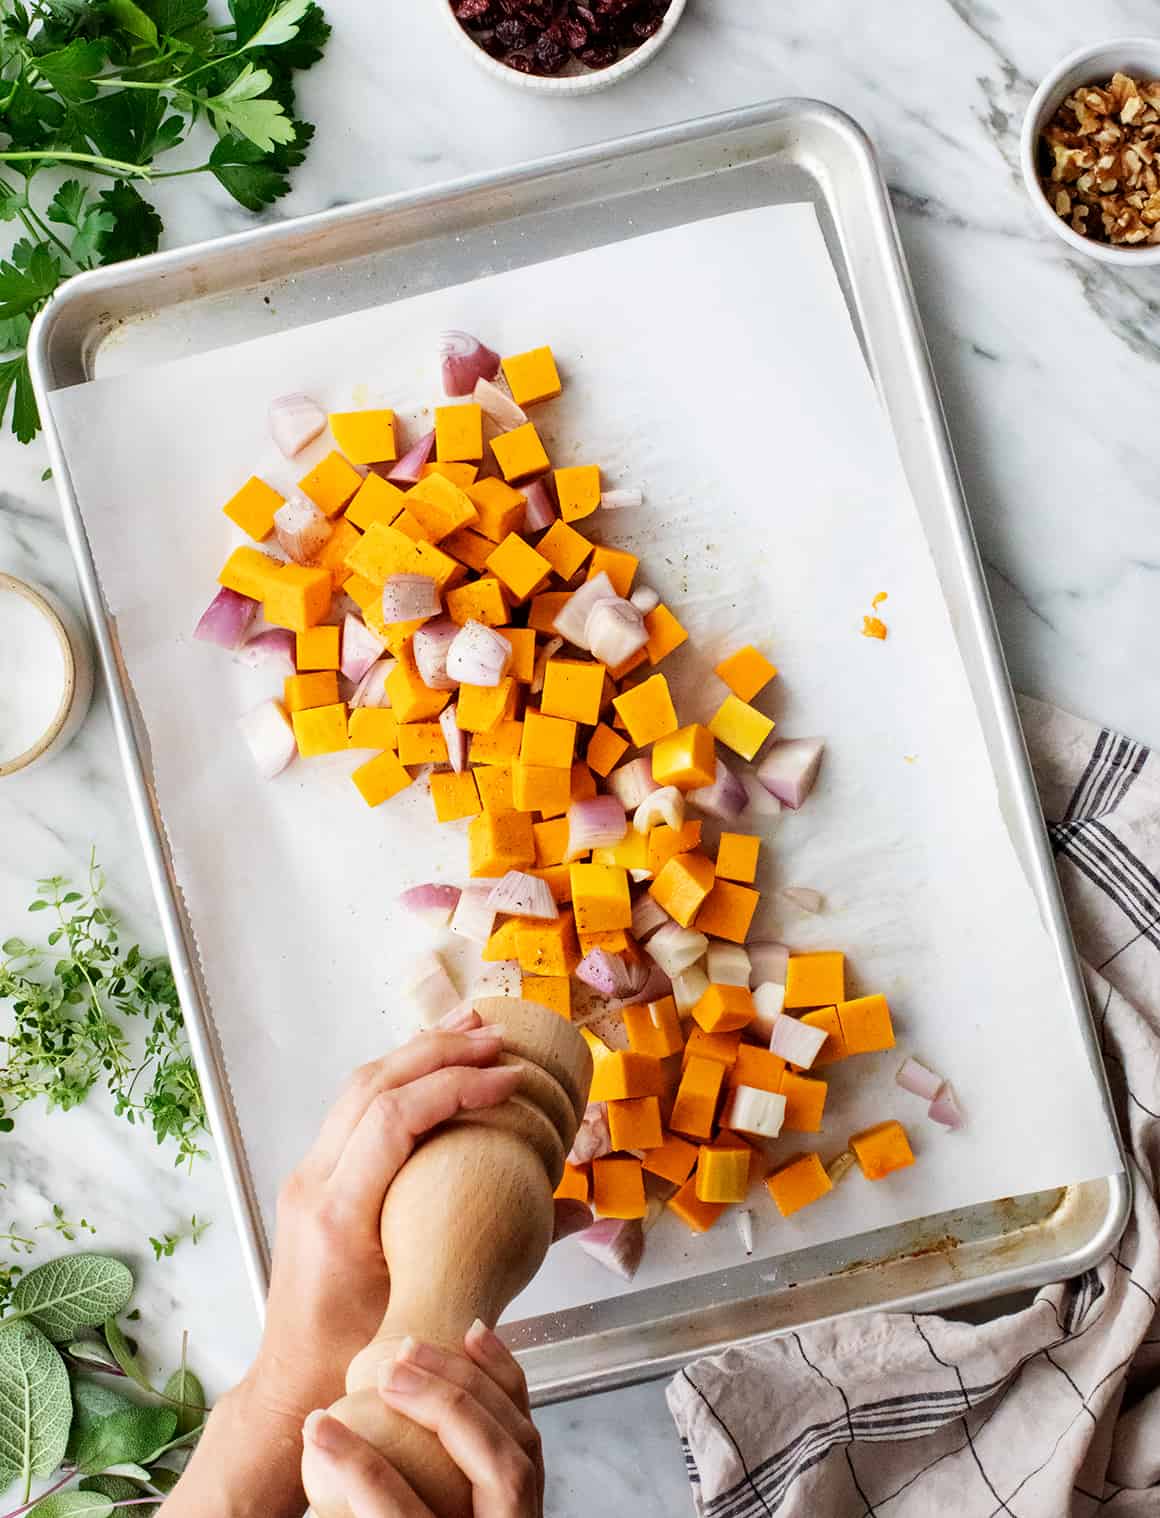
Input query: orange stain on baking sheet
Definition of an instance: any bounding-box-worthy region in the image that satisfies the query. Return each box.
[862,591,889,640]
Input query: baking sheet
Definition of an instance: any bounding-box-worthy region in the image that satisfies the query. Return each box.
[48,202,1121,1320]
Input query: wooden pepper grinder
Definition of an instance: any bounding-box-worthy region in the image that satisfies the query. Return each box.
[302,998,592,1518]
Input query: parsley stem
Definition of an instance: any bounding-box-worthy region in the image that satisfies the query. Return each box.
[0,151,151,179]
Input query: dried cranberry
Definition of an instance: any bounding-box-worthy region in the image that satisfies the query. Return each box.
[577,41,618,67]
[504,0,554,24]
[478,28,507,54]
[560,15,587,47]
[534,25,569,71]
[495,15,531,47]
[632,13,662,37]
[454,0,493,22]
[505,49,537,71]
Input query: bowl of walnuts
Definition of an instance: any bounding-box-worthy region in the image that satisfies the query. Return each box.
[1021,38,1160,264]
[441,0,687,94]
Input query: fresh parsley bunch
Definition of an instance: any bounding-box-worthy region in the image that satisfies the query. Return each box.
[0,0,331,443]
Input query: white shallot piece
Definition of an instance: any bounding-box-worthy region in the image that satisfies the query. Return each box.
[741,770,783,817]
[757,738,826,810]
[341,614,387,684]
[689,758,748,822]
[440,330,500,397]
[585,597,648,668]
[237,700,296,779]
[782,886,824,915]
[446,620,512,687]
[235,626,296,677]
[706,942,750,988]
[736,1208,755,1256]
[896,1057,944,1102]
[769,1014,828,1070]
[487,870,556,921]
[619,962,672,1006]
[553,571,617,650]
[195,587,258,650]
[631,893,670,942]
[629,584,660,615]
[928,1084,964,1130]
[634,785,684,834]
[474,376,526,430]
[387,429,435,485]
[576,948,634,998]
[530,634,563,695]
[398,883,461,926]
[748,941,789,986]
[568,1103,612,1165]
[449,885,496,945]
[522,478,557,533]
[273,496,331,564]
[269,392,326,457]
[600,487,644,511]
[382,573,441,625]
[351,657,395,709]
[576,1217,643,1281]
[470,959,521,998]
[566,795,627,859]
[672,965,709,1015]
[751,980,786,1043]
[406,952,460,1027]
[439,704,468,773]
[646,922,708,978]
[724,1084,786,1139]
[413,617,461,690]
[827,1151,856,1186]
[643,1194,668,1233]
[629,867,653,884]
[607,756,658,811]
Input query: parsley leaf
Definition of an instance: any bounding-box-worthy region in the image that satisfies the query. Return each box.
[208,120,310,211]
[47,179,116,267]
[30,38,107,102]
[0,243,62,319]
[202,63,296,151]
[95,181,162,263]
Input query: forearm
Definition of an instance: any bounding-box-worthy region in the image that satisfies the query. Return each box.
[164,1381,308,1518]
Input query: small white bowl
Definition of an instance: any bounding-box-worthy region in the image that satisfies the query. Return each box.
[438,0,686,96]
[0,573,94,778]
[1021,37,1160,266]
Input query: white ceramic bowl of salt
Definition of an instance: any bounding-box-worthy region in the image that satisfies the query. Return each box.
[0,573,94,777]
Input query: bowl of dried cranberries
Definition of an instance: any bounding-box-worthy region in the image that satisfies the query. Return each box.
[442,0,686,93]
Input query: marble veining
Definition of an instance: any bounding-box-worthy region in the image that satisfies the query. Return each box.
[3,2,1160,1513]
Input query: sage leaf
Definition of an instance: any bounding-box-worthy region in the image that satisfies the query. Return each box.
[79,1472,147,1500]
[11,1256,133,1342]
[0,1320,72,1491]
[65,1378,137,1463]
[163,1364,206,1435]
[74,1406,176,1474]
[27,1494,114,1517]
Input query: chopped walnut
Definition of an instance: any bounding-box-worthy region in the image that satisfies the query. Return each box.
[1038,71,1160,245]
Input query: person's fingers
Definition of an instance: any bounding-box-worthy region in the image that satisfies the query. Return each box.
[552,1199,592,1242]
[464,1319,533,1420]
[302,1410,435,1518]
[325,1064,522,1217]
[392,1338,539,1455]
[378,1361,539,1518]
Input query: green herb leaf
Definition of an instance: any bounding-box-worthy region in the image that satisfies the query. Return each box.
[32,39,107,102]
[203,64,296,152]
[78,1471,149,1502]
[233,0,313,50]
[163,1363,205,1435]
[65,1376,138,1463]
[46,181,116,268]
[0,355,39,443]
[208,120,309,211]
[74,1404,177,1474]
[94,181,162,264]
[105,0,159,46]
[27,1492,114,1517]
[0,1320,72,1491]
[0,244,63,320]
[11,1254,134,1341]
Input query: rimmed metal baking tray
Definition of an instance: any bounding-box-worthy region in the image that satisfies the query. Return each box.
[30,98,1129,1402]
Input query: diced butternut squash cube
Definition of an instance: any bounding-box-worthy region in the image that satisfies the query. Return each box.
[346,473,406,531]
[778,1070,828,1133]
[650,851,715,928]
[647,819,702,875]
[345,522,443,588]
[345,573,380,611]
[351,749,412,806]
[576,928,630,957]
[644,604,688,664]
[727,1044,785,1093]
[651,723,715,790]
[695,880,759,943]
[669,1055,724,1139]
[850,1120,915,1181]
[264,564,332,632]
[541,659,605,725]
[622,997,684,1059]
[387,643,452,723]
[296,625,340,671]
[695,1138,750,1204]
[715,645,778,702]
[515,910,579,977]
[406,473,479,542]
[767,1152,832,1217]
[348,708,398,750]
[592,1156,646,1220]
[608,646,648,681]
[667,1175,725,1233]
[316,518,362,591]
[468,809,535,876]
[470,720,524,765]
[570,862,631,933]
[501,345,562,407]
[219,546,282,599]
[587,545,637,597]
[588,1050,665,1103]
[430,769,481,822]
[329,409,397,465]
[475,765,515,813]
[683,1027,741,1067]
[533,816,570,867]
[586,722,629,777]
[800,1007,847,1065]
[512,759,571,815]
[607,1096,663,1152]
[442,527,495,573]
[555,465,601,524]
[465,478,526,542]
[491,422,550,483]
[716,833,760,884]
[521,709,576,768]
[483,918,525,962]
[284,671,340,713]
[554,1161,588,1203]
[591,831,649,873]
[836,994,895,1055]
[434,403,483,462]
[223,475,283,540]
[691,983,755,1034]
[521,975,571,1020]
[571,761,596,802]
[708,694,774,761]
[612,674,679,747]
[298,450,362,517]
[420,461,478,488]
[486,533,551,601]
[446,577,509,628]
[529,590,571,631]
[642,1132,699,1186]
[536,519,592,580]
[291,702,348,757]
[397,721,447,765]
[456,679,516,735]
[784,952,845,1010]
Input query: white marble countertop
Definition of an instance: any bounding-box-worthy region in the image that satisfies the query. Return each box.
[3,1,1159,1512]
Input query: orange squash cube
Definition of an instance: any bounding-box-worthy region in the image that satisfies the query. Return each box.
[465,478,526,542]
[683,1027,741,1068]
[622,996,684,1059]
[586,723,629,778]
[284,671,340,713]
[554,1161,589,1203]
[587,545,637,597]
[475,765,515,813]
[347,708,398,750]
[651,723,716,791]
[430,769,481,822]
[667,1175,725,1233]
[532,816,570,867]
[512,760,572,816]
[467,810,535,876]
[727,1044,785,1093]
[695,1138,750,1204]
[520,709,576,768]
[329,409,397,465]
[644,604,688,664]
[784,952,846,1010]
[442,526,495,573]
[223,475,283,540]
[298,450,362,517]
[529,590,572,631]
[501,345,562,407]
[486,533,552,602]
[541,659,605,725]
[264,564,332,633]
[716,833,760,884]
[554,465,601,524]
[291,702,348,757]
[836,994,895,1055]
[397,722,448,766]
[607,1096,663,1152]
[778,1070,828,1133]
[641,1132,699,1186]
[387,643,452,723]
[647,819,702,876]
[569,862,631,933]
[694,880,759,944]
[536,519,593,579]
[691,983,755,1034]
[456,680,516,735]
[708,694,775,761]
[669,1055,724,1139]
[767,1152,832,1217]
[649,850,715,928]
[499,627,536,684]
[592,1157,646,1220]
[351,749,412,806]
[407,472,480,542]
[515,911,579,978]
[714,645,778,702]
[446,577,509,628]
[491,422,550,483]
[470,720,524,765]
[588,1051,665,1104]
[434,403,483,462]
[346,473,406,531]
[800,1007,847,1065]
[521,975,571,1020]
[612,675,677,748]
[850,1120,915,1181]
[316,518,362,591]
[218,546,282,600]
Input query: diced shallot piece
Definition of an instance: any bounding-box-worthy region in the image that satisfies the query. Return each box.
[566,795,627,859]
[406,952,460,1027]
[723,1085,786,1139]
[238,700,296,778]
[487,870,556,921]
[269,392,326,457]
[736,1208,755,1256]
[751,981,786,1043]
[576,1217,643,1281]
[440,330,500,397]
[620,962,673,1007]
[530,635,562,696]
[896,1058,944,1102]
[741,771,783,817]
[929,1084,964,1130]
[439,704,468,773]
[706,942,750,987]
[643,1194,669,1233]
[607,757,659,811]
[351,658,395,709]
[629,867,653,884]
[689,758,748,822]
[413,617,461,690]
[474,376,527,430]
[826,1150,856,1186]
[450,885,496,945]
[194,587,258,650]
[769,1014,828,1070]
[672,965,709,1015]
[756,738,826,810]
[382,574,440,625]
[553,571,617,650]
[629,584,660,615]
[522,478,557,533]
[398,884,461,926]
[782,886,824,914]
[341,614,387,684]
[748,942,790,986]
[470,959,521,997]
[631,894,670,942]
[634,786,684,834]
[446,620,512,687]
[646,923,708,978]
[601,488,644,511]
[235,627,296,677]
[274,496,332,564]
[576,948,634,998]
[568,1103,612,1165]
[585,598,648,668]
[387,430,435,485]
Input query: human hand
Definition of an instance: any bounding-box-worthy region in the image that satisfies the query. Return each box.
[302,1319,543,1517]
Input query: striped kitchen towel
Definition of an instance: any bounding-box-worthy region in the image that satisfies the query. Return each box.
[667,696,1160,1517]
